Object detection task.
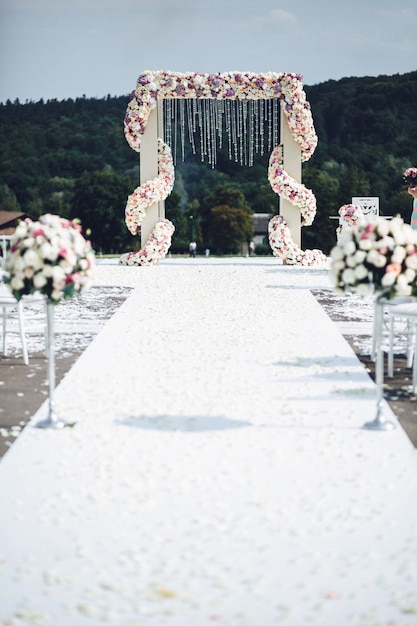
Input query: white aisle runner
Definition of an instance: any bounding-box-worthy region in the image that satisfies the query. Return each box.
[0,259,417,625]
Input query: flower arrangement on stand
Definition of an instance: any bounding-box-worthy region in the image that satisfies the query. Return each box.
[5,213,95,303]
[330,216,417,299]
[5,213,95,428]
[329,215,417,430]
[336,204,364,243]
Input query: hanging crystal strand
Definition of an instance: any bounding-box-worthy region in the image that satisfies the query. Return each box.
[242,100,248,166]
[172,98,178,165]
[210,99,217,169]
[203,99,211,167]
[273,98,279,148]
[197,99,204,162]
[260,99,265,156]
[187,99,196,156]
[231,101,238,162]
[226,99,232,161]
[217,100,224,149]
[163,100,168,147]
[180,99,185,162]
[249,100,254,167]
[254,100,260,155]
[268,98,272,151]
[238,100,244,166]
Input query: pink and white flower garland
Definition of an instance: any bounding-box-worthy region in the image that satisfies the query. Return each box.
[269,215,327,266]
[124,70,324,265]
[5,213,95,304]
[119,219,175,266]
[125,139,175,236]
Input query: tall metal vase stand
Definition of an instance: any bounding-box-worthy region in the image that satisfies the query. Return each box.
[363,297,396,431]
[35,299,68,429]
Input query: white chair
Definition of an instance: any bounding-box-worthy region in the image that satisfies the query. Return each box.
[0,280,29,365]
[387,303,417,391]
[371,296,415,362]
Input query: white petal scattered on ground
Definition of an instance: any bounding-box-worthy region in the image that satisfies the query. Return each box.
[0,257,416,626]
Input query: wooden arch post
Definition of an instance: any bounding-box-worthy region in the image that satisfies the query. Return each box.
[280,107,301,248]
[140,101,165,247]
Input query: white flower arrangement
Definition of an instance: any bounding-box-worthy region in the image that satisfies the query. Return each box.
[119,219,175,266]
[123,70,324,266]
[330,216,417,299]
[336,204,364,243]
[5,214,95,304]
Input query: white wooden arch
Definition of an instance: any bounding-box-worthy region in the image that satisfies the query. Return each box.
[120,71,326,266]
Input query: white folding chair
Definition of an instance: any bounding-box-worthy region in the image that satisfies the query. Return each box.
[0,281,29,365]
[387,303,417,391]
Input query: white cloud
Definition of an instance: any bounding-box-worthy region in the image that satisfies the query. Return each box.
[254,8,297,25]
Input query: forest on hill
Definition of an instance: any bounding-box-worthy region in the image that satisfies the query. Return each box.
[0,70,416,254]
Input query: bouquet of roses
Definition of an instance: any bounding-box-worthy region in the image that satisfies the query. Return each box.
[330,216,417,299]
[5,213,95,304]
[403,167,417,188]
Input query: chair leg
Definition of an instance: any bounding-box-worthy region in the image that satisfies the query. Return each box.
[2,305,7,356]
[388,314,395,377]
[17,301,29,365]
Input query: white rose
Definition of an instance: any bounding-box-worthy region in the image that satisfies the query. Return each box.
[404,268,416,283]
[405,255,417,270]
[33,273,47,288]
[357,283,373,297]
[341,268,356,285]
[331,259,345,272]
[381,271,397,287]
[395,274,410,292]
[359,238,373,251]
[367,249,379,265]
[354,264,369,280]
[354,250,367,264]
[41,242,58,262]
[52,265,66,283]
[376,220,390,237]
[330,246,344,261]
[10,276,24,291]
[343,240,356,256]
[346,255,358,268]
[374,254,387,268]
[23,248,43,270]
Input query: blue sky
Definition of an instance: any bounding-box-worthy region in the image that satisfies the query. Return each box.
[0,0,416,103]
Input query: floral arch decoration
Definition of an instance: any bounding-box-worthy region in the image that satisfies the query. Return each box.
[121,70,326,266]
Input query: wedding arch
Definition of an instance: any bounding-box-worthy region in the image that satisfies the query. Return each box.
[120,70,326,266]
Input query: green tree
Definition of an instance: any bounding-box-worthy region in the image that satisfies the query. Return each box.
[70,170,135,253]
[166,191,189,253]
[207,205,253,254]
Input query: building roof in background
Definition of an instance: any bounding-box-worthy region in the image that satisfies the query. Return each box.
[0,211,28,235]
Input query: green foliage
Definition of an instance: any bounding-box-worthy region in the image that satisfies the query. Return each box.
[71,170,136,254]
[207,205,254,254]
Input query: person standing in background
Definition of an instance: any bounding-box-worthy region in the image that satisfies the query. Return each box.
[403,166,417,230]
